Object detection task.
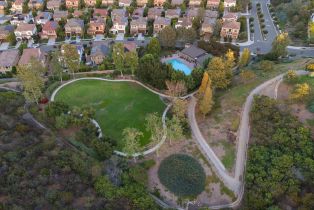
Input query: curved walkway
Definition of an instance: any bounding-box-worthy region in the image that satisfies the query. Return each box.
[50,77,178,158]
[187,70,309,209]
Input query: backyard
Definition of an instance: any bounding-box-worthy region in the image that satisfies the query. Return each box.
[54,79,166,149]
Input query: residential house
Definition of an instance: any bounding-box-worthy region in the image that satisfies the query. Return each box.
[28,0,44,10]
[153,17,171,33]
[73,10,83,17]
[84,0,96,7]
[0,25,15,42]
[0,1,8,10]
[206,0,219,9]
[175,17,192,29]
[47,0,62,10]
[186,8,199,20]
[220,20,240,40]
[0,50,20,73]
[88,17,105,35]
[110,17,128,34]
[171,0,183,6]
[102,0,114,6]
[148,7,163,19]
[90,42,110,65]
[222,12,238,22]
[124,42,136,52]
[111,9,127,21]
[93,9,108,18]
[53,10,68,21]
[205,10,218,19]
[14,23,37,40]
[165,8,181,19]
[35,12,53,25]
[18,48,46,66]
[189,0,201,7]
[119,0,132,7]
[178,45,209,66]
[201,17,216,40]
[11,0,24,13]
[65,18,84,37]
[66,0,79,8]
[224,0,236,8]
[154,0,165,6]
[130,17,147,35]
[132,7,144,19]
[136,0,147,7]
[40,21,58,39]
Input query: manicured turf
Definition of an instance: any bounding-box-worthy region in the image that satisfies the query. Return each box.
[54,79,166,149]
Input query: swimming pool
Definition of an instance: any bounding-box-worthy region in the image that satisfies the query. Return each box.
[166,59,192,75]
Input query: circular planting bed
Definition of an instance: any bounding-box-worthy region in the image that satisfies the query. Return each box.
[53,79,166,149]
[158,154,206,197]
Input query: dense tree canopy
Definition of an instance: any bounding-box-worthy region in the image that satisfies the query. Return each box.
[245,96,314,209]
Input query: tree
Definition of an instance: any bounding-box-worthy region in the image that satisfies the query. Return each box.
[290,83,310,101]
[158,26,176,48]
[176,27,197,43]
[167,116,184,145]
[137,54,171,89]
[91,139,113,160]
[146,37,161,57]
[94,176,117,199]
[22,1,29,13]
[62,44,80,78]
[112,43,125,76]
[207,57,230,89]
[218,1,224,15]
[225,49,235,72]
[165,80,187,97]
[198,72,209,97]
[122,127,143,160]
[271,32,290,59]
[145,113,164,157]
[95,0,102,8]
[16,58,46,104]
[199,79,214,116]
[50,51,63,82]
[286,70,297,81]
[172,98,187,120]
[239,48,250,67]
[125,51,138,76]
[6,32,16,46]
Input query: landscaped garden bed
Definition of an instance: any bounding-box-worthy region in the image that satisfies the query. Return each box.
[54,79,166,149]
[157,154,206,197]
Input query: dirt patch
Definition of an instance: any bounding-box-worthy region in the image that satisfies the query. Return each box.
[277,82,292,100]
[58,126,81,138]
[146,137,233,208]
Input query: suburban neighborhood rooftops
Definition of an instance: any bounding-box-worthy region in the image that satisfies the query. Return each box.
[18,48,45,66]
[15,23,36,32]
[0,50,19,67]
[222,20,241,29]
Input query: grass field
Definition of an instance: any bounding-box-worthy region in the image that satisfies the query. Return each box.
[54,79,166,149]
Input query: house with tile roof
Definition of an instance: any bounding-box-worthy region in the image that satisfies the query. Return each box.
[0,50,20,72]
[14,23,37,41]
[47,0,62,10]
[65,18,84,37]
[88,17,105,35]
[18,48,46,66]
[220,20,240,40]
[40,21,58,39]
[130,17,147,35]
[153,17,171,33]
[165,8,181,19]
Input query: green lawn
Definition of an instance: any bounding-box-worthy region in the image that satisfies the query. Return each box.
[54,79,166,149]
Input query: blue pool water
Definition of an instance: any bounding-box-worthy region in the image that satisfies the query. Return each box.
[166,59,192,75]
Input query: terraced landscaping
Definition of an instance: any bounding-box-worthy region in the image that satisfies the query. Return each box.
[54,79,166,149]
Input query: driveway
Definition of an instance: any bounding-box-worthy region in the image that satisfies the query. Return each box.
[0,42,9,51]
[47,38,56,46]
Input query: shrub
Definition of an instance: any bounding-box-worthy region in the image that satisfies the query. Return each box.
[307,101,314,113]
[250,28,255,33]
[285,70,297,82]
[249,17,254,22]
[158,154,205,197]
[261,24,266,28]
[258,60,274,71]
[306,63,314,71]
[263,30,268,34]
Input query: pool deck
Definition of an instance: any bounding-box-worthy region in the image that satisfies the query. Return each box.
[161,54,197,70]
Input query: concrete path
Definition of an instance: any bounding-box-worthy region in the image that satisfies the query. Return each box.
[187,70,309,209]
